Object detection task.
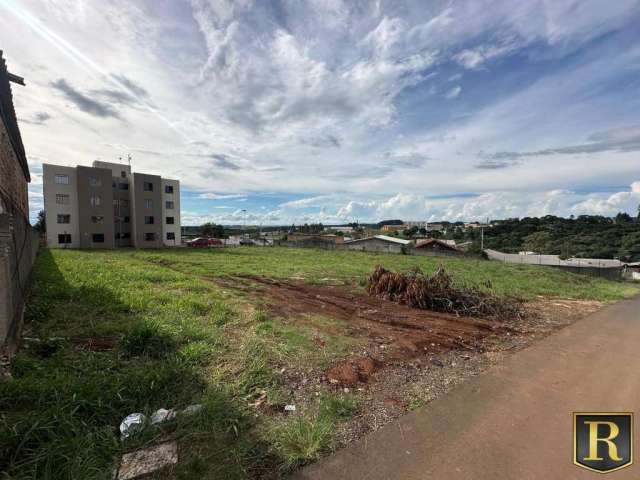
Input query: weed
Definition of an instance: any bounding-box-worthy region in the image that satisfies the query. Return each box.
[319,392,359,420]
[268,414,333,469]
[120,320,176,358]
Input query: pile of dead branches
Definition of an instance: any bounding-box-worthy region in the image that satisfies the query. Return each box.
[367,265,524,319]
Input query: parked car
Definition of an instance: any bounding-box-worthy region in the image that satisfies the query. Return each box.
[187,237,223,248]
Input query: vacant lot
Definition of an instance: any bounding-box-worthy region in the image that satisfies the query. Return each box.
[2,247,637,479]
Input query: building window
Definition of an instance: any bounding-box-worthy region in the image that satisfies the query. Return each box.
[165,201,174,209]
[166,232,175,240]
[144,232,156,241]
[144,216,154,224]
[91,215,104,224]
[165,217,174,225]
[143,181,153,191]
[90,195,101,207]
[56,214,70,224]
[58,234,72,244]
[144,199,153,209]
[54,174,69,184]
[121,171,127,178]
[55,194,70,205]
[92,233,104,243]
[118,183,128,190]
[113,199,129,208]
[124,216,130,223]
[165,185,174,194]
[89,176,102,187]
[122,232,131,239]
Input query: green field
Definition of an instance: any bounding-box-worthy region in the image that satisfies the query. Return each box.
[1,247,636,479]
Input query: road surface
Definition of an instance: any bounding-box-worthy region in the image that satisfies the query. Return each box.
[296,296,640,480]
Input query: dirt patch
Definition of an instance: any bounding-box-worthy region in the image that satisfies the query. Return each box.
[216,275,506,362]
[327,357,379,387]
[214,275,604,452]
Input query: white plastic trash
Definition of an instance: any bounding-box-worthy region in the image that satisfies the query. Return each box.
[150,408,176,425]
[120,413,146,439]
[284,405,296,412]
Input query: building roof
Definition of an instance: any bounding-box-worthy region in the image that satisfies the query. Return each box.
[415,238,461,251]
[0,51,29,182]
[345,235,412,245]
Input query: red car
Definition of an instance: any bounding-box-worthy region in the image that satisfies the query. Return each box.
[187,237,223,248]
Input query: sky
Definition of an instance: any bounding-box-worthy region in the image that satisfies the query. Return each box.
[1,0,640,226]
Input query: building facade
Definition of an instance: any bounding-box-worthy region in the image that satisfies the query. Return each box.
[43,160,180,248]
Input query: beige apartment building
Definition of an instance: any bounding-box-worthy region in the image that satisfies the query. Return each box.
[43,161,180,248]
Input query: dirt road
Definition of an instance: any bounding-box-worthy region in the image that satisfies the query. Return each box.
[296,296,640,480]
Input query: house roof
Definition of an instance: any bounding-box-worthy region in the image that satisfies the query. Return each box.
[345,235,411,245]
[415,238,461,251]
[0,51,29,182]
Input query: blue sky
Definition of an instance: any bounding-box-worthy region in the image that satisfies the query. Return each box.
[1,0,639,225]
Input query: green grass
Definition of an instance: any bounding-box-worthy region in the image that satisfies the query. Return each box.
[131,247,638,301]
[2,246,636,479]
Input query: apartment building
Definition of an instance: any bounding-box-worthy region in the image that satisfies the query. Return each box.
[43,160,180,248]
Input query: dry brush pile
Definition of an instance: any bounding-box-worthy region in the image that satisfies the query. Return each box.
[367,265,525,320]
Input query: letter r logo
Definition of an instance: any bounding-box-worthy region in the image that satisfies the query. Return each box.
[574,413,633,473]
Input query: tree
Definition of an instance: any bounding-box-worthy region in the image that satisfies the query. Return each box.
[34,210,46,234]
[615,212,632,224]
[201,222,225,238]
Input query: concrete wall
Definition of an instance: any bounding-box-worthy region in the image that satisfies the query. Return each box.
[131,172,162,248]
[77,166,115,248]
[43,164,80,248]
[161,178,181,246]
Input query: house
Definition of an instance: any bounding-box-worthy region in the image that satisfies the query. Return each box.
[414,238,463,255]
[425,223,445,232]
[43,160,180,248]
[343,235,411,254]
[325,226,354,233]
[380,224,404,232]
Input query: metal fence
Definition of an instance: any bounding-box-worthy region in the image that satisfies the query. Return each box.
[0,190,38,354]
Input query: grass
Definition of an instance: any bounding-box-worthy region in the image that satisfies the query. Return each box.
[131,247,638,301]
[1,246,637,479]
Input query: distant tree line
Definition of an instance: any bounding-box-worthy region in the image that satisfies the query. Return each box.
[443,212,640,261]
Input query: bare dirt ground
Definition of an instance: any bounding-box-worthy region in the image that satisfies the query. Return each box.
[216,275,603,448]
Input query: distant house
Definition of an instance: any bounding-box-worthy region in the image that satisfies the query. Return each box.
[380,224,404,232]
[415,238,463,255]
[343,235,411,254]
[325,226,354,233]
[425,223,445,232]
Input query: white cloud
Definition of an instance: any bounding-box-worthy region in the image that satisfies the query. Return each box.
[3,0,639,224]
[198,193,247,200]
[445,85,462,99]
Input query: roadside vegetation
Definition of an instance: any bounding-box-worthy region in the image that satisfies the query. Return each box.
[1,247,636,479]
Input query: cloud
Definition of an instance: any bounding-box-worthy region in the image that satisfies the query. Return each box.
[51,78,120,118]
[445,85,462,99]
[454,42,516,69]
[110,73,149,99]
[7,0,640,226]
[198,193,247,200]
[481,125,640,160]
[475,159,521,169]
[19,111,51,125]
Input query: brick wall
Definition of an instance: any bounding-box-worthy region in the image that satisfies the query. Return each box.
[0,118,28,216]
